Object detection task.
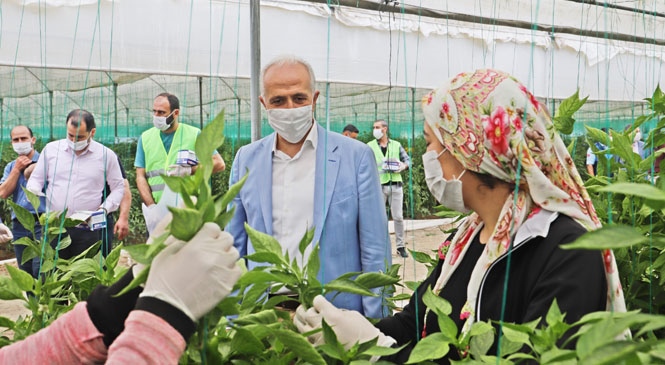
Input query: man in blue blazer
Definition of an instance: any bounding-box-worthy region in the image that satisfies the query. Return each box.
[226,55,391,318]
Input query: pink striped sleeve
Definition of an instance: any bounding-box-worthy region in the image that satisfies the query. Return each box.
[0,302,107,364]
[106,310,186,364]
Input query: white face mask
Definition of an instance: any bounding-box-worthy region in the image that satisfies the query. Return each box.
[266,105,313,144]
[373,128,384,140]
[153,110,176,131]
[12,141,32,155]
[67,138,90,152]
[422,149,470,214]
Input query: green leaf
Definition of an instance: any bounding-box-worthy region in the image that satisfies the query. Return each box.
[22,186,43,214]
[409,249,437,265]
[561,225,648,250]
[0,316,15,329]
[321,319,344,355]
[214,206,236,230]
[306,243,321,282]
[609,130,637,170]
[7,200,35,237]
[298,227,316,256]
[195,109,226,181]
[215,171,248,217]
[499,337,525,357]
[161,174,197,197]
[115,264,150,297]
[122,244,153,265]
[53,235,72,252]
[232,310,280,325]
[598,182,665,211]
[0,276,25,300]
[581,340,656,364]
[272,328,326,365]
[167,206,203,241]
[229,326,264,355]
[243,252,284,266]
[66,258,100,274]
[199,199,216,223]
[576,316,637,359]
[436,314,459,343]
[553,90,588,135]
[501,325,530,345]
[104,244,123,271]
[544,298,563,326]
[245,223,283,256]
[422,287,452,317]
[323,279,376,297]
[237,271,285,286]
[468,321,495,337]
[6,263,35,292]
[406,332,450,363]
[469,328,494,358]
[355,272,401,289]
[363,343,407,356]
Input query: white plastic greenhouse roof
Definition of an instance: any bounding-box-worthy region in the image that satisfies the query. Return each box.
[1,0,664,138]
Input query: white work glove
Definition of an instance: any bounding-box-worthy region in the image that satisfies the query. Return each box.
[141,203,168,236]
[397,161,408,173]
[0,222,13,244]
[167,164,192,177]
[139,222,242,322]
[130,211,174,277]
[294,295,396,350]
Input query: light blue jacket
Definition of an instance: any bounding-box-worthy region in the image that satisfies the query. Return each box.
[227,124,391,318]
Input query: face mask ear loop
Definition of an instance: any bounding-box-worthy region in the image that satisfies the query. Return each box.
[454,169,467,181]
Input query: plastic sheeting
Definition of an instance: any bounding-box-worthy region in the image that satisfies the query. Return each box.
[0,0,663,140]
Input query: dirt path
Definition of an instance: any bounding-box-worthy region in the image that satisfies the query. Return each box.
[0,220,453,324]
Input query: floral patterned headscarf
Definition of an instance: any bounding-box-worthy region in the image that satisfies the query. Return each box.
[421,69,625,335]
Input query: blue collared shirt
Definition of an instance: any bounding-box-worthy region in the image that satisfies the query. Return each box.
[1,152,46,219]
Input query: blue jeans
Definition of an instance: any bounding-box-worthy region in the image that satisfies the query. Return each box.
[12,218,43,279]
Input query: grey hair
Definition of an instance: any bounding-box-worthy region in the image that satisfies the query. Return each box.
[260,55,316,96]
[374,119,388,128]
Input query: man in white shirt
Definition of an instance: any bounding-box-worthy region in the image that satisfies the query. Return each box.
[27,109,125,259]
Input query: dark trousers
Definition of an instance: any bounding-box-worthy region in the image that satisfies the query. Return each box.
[52,227,103,260]
[101,213,114,256]
[12,218,43,278]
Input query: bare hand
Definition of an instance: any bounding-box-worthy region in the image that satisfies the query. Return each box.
[114,216,130,240]
[14,156,32,172]
[23,164,36,180]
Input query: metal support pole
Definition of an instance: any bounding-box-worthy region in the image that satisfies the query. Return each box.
[113,83,118,140]
[236,97,241,145]
[126,108,130,137]
[374,102,378,122]
[250,0,261,142]
[198,77,204,129]
[49,91,54,141]
[0,98,3,142]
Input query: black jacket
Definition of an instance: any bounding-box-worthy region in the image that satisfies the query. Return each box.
[376,213,607,363]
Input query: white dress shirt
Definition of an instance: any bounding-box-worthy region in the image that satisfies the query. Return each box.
[26,139,125,216]
[272,125,317,268]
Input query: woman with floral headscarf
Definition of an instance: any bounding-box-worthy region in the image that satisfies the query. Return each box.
[294,69,626,363]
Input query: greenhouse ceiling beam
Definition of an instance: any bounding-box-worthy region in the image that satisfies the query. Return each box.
[24,67,52,94]
[306,0,665,46]
[562,0,665,20]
